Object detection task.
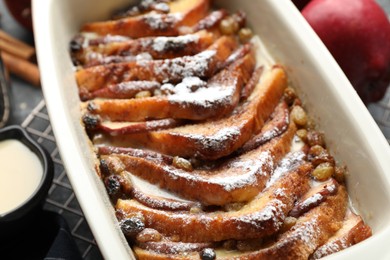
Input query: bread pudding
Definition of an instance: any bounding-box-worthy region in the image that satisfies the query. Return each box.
[70,0,372,259]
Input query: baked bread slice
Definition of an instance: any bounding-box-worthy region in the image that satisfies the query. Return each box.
[130,179,347,260]
[81,0,210,37]
[100,121,296,205]
[116,162,311,242]
[96,66,287,160]
[76,35,238,94]
[82,49,255,122]
[311,211,372,259]
[71,30,218,67]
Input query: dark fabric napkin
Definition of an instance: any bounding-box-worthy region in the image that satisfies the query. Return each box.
[0,210,83,260]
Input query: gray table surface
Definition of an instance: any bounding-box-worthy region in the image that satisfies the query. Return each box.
[0,2,42,125]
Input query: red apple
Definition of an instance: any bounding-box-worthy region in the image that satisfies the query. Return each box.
[4,0,33,32]
[302,0,390,103]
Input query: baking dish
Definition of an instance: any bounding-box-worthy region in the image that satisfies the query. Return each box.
[32,0,390,259]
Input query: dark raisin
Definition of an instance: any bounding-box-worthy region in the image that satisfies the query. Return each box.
[69,37,82,52]
[120,217,145,237]
[82,114,100,130]
[104,175,122,196]
[99,159,110,176]
[200,248,216,260]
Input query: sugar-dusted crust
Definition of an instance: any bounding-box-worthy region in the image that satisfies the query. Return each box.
[82,50,255,122]
[76,35,237,94]
[96,66,288,160]
[131,181,347,260]
[116,163,311,242]
[81,0,210,37]
[311,211,372,259]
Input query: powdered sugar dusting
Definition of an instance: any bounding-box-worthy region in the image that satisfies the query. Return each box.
[145,242,208,254]
[152,50,216,82]
[312,239,344,259]
[300,193,323,209]
[165,76,237,109]
[218,151,272,191]
[236,199,286,231]
[143,12,183,30]
[152,34,200,52]
[191,126,241,152]
[287,218,321,252]
[266,151,305,188]
[86,52,153,65]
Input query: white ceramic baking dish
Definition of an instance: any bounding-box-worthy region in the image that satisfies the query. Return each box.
[32,0,390,259]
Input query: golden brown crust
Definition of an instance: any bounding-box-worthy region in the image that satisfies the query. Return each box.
[82,51,255,122]
[237,101,289,154]
[310,211,372,259]
[102,120,297,205]
[116,163,311,243]
[221,185,347,260]
[97,119,184,135]
[76,35,237,94]
[72,30,218,67]
[132,182,347,260]
[96,66,288,160]
[81,0,210,37]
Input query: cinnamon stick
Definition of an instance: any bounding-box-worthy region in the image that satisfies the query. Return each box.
[0,29,35,61]
[1,51,40,87]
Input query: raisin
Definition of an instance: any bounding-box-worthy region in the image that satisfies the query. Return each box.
[238,28,253,43]
[120,217,145,237]
[312,162,334,181]
[173,156,193,171]
[136,228,162,243]
[69,37,82,52]
[307,130,325,147]
[296,129,308,142]
[99,159,110,176]
[334,165,346,183]
[284,87,297,106]
[200,248,216,260]
[219,17,239,35]
[135,90,152,98]
[290,105,307,127]
[82,114,100,130]
[104,175,122,196]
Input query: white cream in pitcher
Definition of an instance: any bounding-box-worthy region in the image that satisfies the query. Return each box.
[0,139,43,214]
